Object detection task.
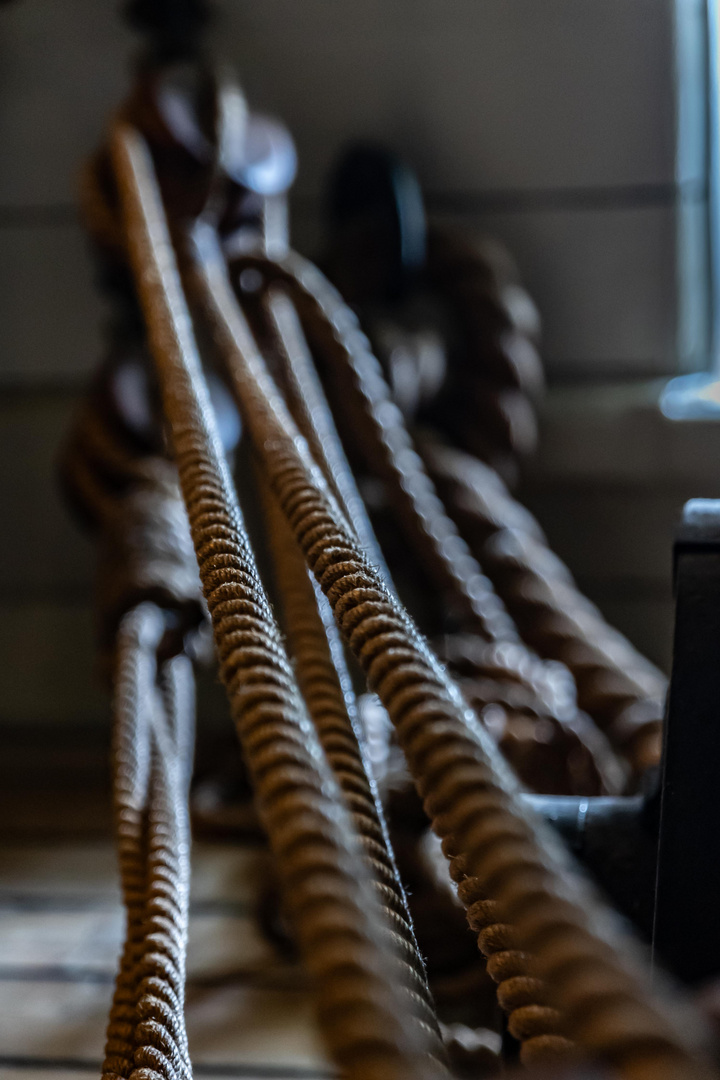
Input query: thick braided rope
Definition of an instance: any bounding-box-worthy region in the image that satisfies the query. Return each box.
[103,605,194,1080]
[270,256,517,645]
[231,250,578,729]
[260,487,444,1056]
[187,222,713,1080]
[255,286,618,796]
[111,121,447,1080]
[261,288,391,583]
[258,295,448,989]
[194,231,572,1064]
[132,655,195,1080]
[279,249,658,776]
[418,436,665,774]
[451,870,573,1067]
[103,604,157,1079]
[424,226,544,474]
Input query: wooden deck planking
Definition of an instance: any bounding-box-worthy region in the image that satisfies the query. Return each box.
[0,838,330,1078]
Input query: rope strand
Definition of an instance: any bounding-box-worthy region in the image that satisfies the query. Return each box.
[259,485,444,1055]
[103,604,195,1080]
[185,217,712,1080]
[111,120,447,1080]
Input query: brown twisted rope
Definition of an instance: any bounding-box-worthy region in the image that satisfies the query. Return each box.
[192,227,570,1063]
[228,249,663,785]
[260,287,391,583]
[257,281,598,1027]
[317,212,663,776]
[59,369,205,655]
[247,284,617,797]
[103,602,194,1080]
[260,487,444,1057]
[418,436,665,775]
[257,284,611,1041]
[287,250,661,777]
[132,656,194,1080]
[423,227,544,480]
[103,603,157,1080]
[111,120,447,1080]
[454,877,572,1067]
[228,249,582,730]
[185,219,712,1080]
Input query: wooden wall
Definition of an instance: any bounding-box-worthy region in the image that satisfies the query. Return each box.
[0,0,713,728]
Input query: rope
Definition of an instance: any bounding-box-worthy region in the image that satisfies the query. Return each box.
[228,248,664,784]
[257,271,605,1036]
[260,486,445,1057]
[103,602,195,1080]
[424,226,544,477]
[310,213,664,777]
[228,250,582,732]
[418,435,665,775]
[185,217,712,1080]
[59,373,205,654]
[111,120,448,1080]
[247,282,619,797]
[257,279,582,1042]
[261,287,391,584]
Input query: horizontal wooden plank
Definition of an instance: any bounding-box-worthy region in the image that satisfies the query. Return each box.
[230,0,684,197]
[0,203,690,388]
[0,1067,330,1080]
[0,979,327,1070]
[0,841,273,908]
[0,0,687,207]
[0,909,280,981]
[432,204,683,378]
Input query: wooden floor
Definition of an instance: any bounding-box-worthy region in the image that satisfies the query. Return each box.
[0,766,332,1080]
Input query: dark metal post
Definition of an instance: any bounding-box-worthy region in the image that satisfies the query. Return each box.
[652,498,720,982]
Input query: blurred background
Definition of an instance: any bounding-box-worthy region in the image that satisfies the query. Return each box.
[1,4,719,1075]
[0,0,717,743]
